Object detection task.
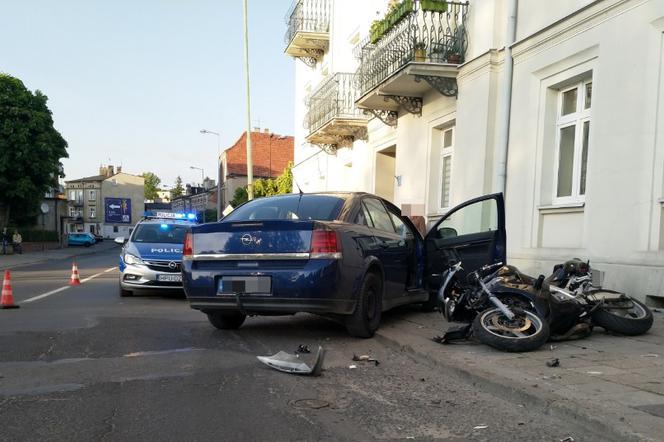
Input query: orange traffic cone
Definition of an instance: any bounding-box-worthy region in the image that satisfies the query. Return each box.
[69,261,81,285]
[1,270,19,309]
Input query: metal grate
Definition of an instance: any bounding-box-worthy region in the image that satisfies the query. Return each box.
[284,0,331,45]
[356,1,469,97]
[305,73,367,135]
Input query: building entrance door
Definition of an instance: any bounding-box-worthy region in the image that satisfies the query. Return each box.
[375,145,396,202]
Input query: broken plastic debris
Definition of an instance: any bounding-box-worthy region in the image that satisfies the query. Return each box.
[352,354,380,366]
[348,364,357,369]
[546,358,560,368]
[560,437,575,442]
[586,371,603,375]
[296,345,311,354]
[473,425,488,430]
[641,354,659,358]
[550,345,557,351]
[257,346,325,376]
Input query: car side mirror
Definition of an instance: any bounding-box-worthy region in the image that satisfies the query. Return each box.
[439,227,458,239]
[114,237,126,245]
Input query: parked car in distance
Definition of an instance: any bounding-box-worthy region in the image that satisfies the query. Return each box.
[68,232,96,247]
[182,192,506,338]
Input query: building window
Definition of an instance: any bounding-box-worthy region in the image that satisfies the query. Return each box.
[88,190,96,201]
[439,126,454,210]
[113,226,119,233]
[89,207,96,219]
[69,206,76,217]
[554,80,592,204]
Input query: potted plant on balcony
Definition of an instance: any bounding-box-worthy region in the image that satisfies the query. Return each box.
[414,42,427,62]
[420,0,448,13]
[445,27,465,64]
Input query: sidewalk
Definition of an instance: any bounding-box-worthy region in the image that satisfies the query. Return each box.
[0,241,118,271]
[377,307,664,441]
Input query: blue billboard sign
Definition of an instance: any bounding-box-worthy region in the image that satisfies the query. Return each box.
[105,198,132,224]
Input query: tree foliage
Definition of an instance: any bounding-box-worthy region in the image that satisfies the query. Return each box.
[141,172,161,200]
[171,176,184,198]
[0,74,68,227]
[229,162,293,207]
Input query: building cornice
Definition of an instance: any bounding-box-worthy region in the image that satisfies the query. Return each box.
[511,0,647,64]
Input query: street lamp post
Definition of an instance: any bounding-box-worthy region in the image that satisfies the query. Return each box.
[189,166,205,223]
[200,129,222,219]
[242,0,254,200]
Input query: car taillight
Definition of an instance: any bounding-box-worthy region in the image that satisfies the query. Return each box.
[310,229,341,259]
[183,232,193,257]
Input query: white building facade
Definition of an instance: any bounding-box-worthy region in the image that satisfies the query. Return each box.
[285,0,664,304]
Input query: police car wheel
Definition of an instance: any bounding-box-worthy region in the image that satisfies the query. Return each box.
[119,284,133,297]
[207,312,246,330]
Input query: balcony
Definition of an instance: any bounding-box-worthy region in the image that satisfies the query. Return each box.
[356,1,469,119]
[284,0,331,67]
[305,73,368,152]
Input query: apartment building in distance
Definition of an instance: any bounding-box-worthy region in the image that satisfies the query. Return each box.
[65,165,145,238]
[285,0,664,303]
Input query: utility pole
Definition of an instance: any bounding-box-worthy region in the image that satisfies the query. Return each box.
[242,0,254,200]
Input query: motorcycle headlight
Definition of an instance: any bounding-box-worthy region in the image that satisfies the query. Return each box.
[124,253,144,266]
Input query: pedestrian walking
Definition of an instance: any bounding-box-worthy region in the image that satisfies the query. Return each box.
[12,230,22,254]
[1,228,8,255]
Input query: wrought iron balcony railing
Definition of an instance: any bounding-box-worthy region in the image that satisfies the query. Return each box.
[284,0,331,66]
[357,1,468,98]
[305,73,368,151]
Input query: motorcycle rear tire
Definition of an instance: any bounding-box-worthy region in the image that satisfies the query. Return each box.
[590,292,653,336]
[473,308,550,352]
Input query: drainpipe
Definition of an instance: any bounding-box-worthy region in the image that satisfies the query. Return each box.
[494,0,518,195]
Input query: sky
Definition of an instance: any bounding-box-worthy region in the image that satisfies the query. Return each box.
[0,0,294,188]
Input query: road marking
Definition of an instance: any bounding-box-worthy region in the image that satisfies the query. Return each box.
[22,286,70,304]
[21,266,118,304]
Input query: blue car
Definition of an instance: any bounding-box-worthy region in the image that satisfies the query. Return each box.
[182,192,505,337]
[68,232,96,247]
[116,213,196,297]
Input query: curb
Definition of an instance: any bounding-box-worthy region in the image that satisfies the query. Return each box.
[374,329,653,442]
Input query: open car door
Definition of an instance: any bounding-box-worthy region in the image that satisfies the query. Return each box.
[424,193,506,289]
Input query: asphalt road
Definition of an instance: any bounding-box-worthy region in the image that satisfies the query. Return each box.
[0,247,601,441]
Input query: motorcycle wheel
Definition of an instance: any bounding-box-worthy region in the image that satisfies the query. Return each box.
[473,308,550,352]
[590,291,653,335]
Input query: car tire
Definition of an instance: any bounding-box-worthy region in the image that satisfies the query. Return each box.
[85,242,91,247]
[345,272,383,338]
[207,312,246,330]
[119,284,133,297]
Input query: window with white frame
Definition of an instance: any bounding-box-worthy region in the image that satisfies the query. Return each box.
[554,80,592,204]
[439,126,454,210]
[88,189,96,201]
[89,207,96,219]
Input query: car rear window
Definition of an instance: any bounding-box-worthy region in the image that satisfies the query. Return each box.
[224,195,344,222]
[131,223,189,244]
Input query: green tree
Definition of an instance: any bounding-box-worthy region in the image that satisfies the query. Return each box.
[0,74,68,227]
[141,172,161,200]
[230,186,248,207]
[171,176,184,198]
[229,163,294,208]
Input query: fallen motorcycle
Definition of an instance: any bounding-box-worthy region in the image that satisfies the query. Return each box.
[546,259,653,336]
[437,262,555,352]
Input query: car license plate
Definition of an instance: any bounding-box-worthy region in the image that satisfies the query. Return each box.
[157,274,182,282]
[218,276,271,295]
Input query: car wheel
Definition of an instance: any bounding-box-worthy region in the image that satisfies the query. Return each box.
[207,312,246,330]
[119,284,133,297]
[85,242,91,247]
[345,272,382,338]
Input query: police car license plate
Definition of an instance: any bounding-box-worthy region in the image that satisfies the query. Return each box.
[218,276,271,295]
[157,274,182,282]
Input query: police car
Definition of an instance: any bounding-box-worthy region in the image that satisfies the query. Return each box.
[115,212,197,296]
